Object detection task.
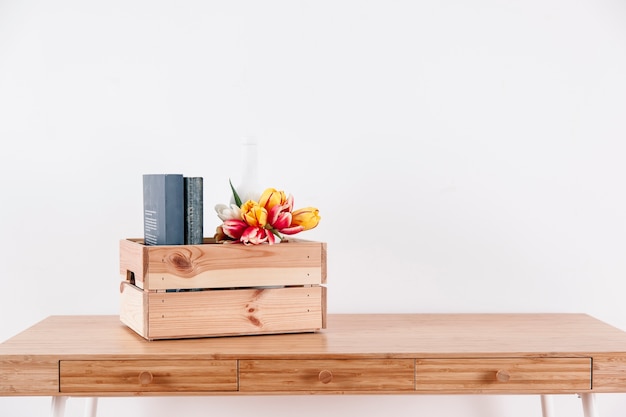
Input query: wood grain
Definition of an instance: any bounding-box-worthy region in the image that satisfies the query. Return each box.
[60,360,237,393]
[240,359,414,392]
[145,286,325,339]
[0,358,58,395]
[119,238,327,340]
[120,238,326,291]
[3,314,626,396]
[415,357,591,393]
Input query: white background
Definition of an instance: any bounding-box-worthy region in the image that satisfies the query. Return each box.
[2,0,626,416]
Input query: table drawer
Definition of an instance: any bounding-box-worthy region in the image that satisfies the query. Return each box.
[416,358,591,392]
[60,360,237,393]
[239,359,414,392]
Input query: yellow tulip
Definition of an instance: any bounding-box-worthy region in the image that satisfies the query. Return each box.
[259,188,288,211]
[240,200,268,228]
[291,207,321,231]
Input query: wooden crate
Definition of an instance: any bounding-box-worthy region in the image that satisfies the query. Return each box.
[119,238,327,340]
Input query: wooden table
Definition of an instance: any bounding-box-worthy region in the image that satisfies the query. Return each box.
[3,314,626,417]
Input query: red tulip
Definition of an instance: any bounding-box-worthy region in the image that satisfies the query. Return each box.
[221,219,248,240]
[241,226,272,245]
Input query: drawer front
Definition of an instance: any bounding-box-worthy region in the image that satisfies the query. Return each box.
[60,360,237,393]
[416,358,591,392]
[239,359,414,392]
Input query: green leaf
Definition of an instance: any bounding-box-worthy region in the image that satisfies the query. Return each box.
[270,228,284,241]
[229,179,243,207]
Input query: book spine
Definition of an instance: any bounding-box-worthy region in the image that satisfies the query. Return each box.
[143,174,184,245]
[184,177,204,245]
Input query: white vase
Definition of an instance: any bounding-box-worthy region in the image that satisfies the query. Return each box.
[231,136,261,205]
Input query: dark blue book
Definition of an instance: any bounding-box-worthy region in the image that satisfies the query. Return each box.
[184,177,204,245]
[143,174,184,245]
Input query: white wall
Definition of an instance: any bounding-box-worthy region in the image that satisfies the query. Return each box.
[2,0,626,416]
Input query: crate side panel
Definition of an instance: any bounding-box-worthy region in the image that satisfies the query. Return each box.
[146,286,324,339]
[120,282,148,339]
[321,242,327,284]
[119,239,147,288]
[143,241,324,290]
[321,285,328,329]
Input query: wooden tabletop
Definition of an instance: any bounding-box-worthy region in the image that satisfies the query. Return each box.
[3,314,626,396]
[2,313,626,357]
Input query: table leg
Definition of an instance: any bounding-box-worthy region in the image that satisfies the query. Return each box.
[84,398,98,417]
[50,396,68,417]
[541,395,555,417]
[581,393,599,417]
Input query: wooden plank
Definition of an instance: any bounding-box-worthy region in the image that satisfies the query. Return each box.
[4,314,626,359]
[119,238,147,288]
[320,242,327,284]
[321,285,328,329]
[119,282,147,338]
[127,312,626,367]
[147,266,323,291]
[147,286,324,339]
[120,238,326,290]
[240,359,414,392]
[415,358,591,393]
[60,360,237,393]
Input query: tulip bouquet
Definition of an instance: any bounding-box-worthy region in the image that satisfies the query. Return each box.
[214,181,321,245]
